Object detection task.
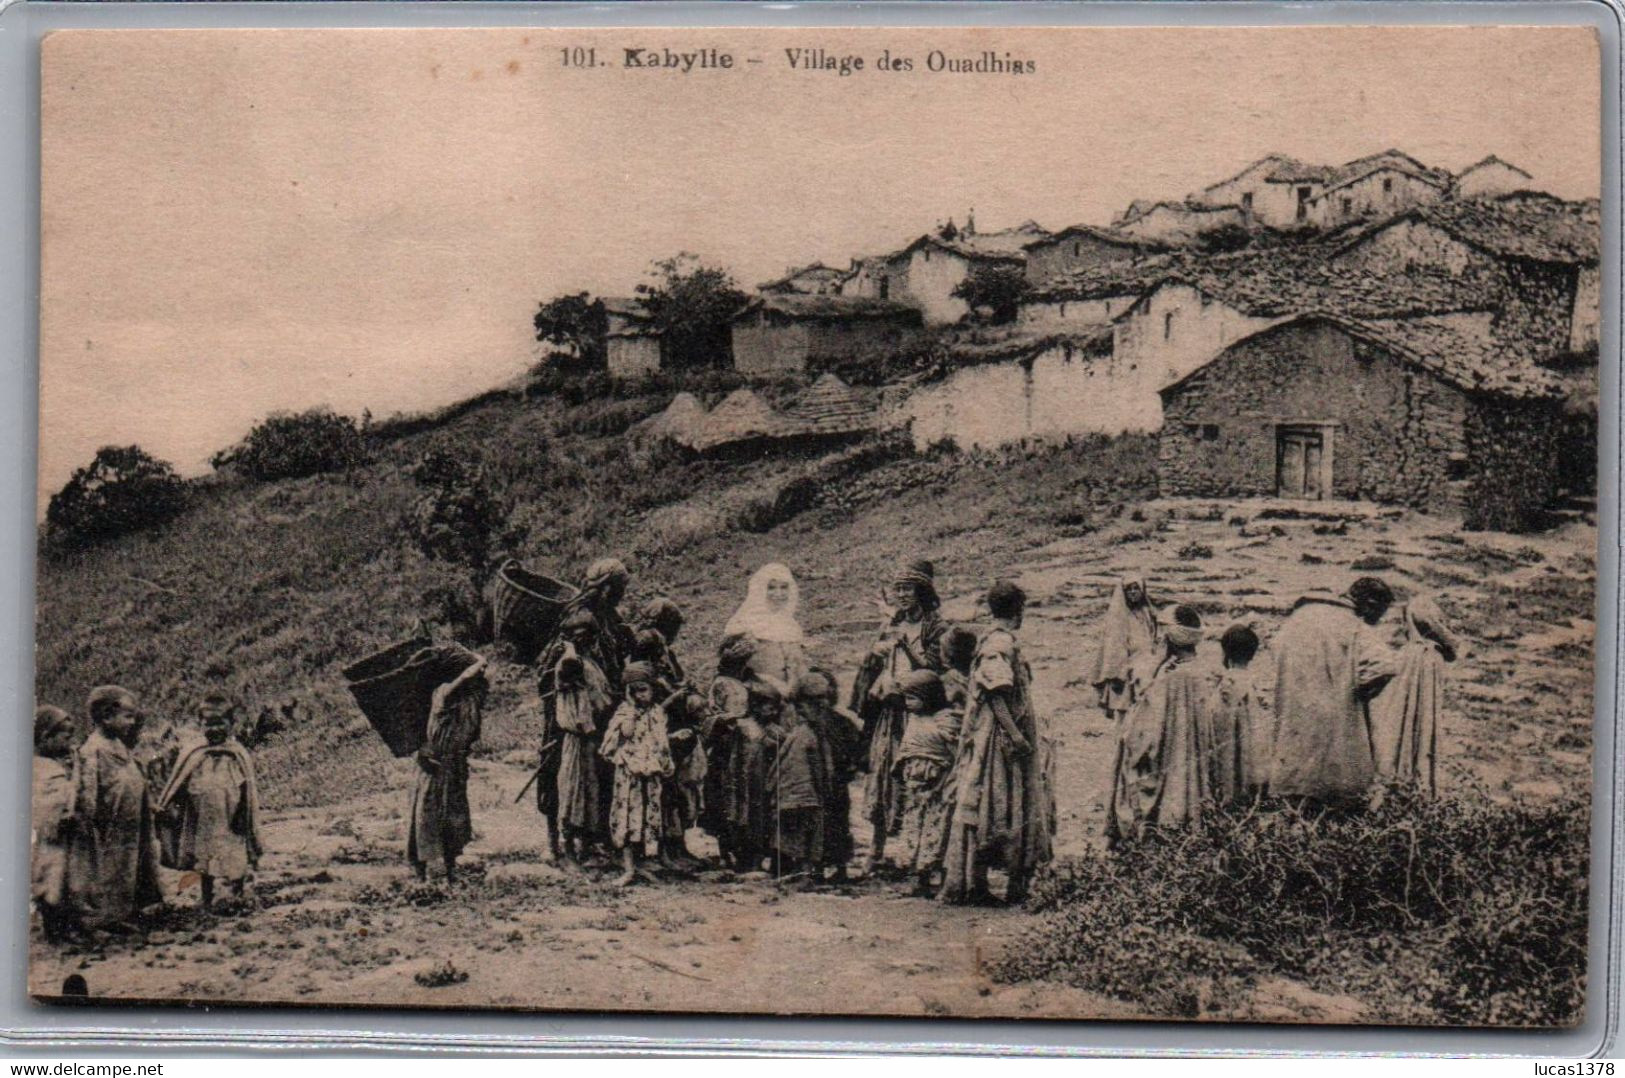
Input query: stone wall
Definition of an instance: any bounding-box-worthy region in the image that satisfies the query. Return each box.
[1025,234,1140,287]
[607,335,663,379]
[1569,264,1601,352]
[1308,170,1444,229]
[1016,294,1134,330]
[1463,396,1562,532]
[904,246,974,324]
[731,315,921,378]
[1156,321,1470,508]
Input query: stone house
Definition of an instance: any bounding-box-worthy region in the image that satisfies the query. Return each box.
[1157,313,1563,532]
[758,262,847,295]
[841,220,1047,325]
[1022,225,1164,288]
[1454,155,1535,199]
[1305,163,1449,230]
[1113,202,1246,245]
[1017,254,1182,330]
[1188,154,1336,228]
[1331,191,1602,354]
[729,293,922,377]
[603,297,664,379]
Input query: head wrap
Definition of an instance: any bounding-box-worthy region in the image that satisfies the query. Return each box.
[897,669,947,713]
[893,558,940,613]
[717,632,758,669]
[640,597,684,643]
[1090,573,1160,687]
[791,671,837,704]
[561,606,597,634]
[622,661,658,688]
[584,557,629,591]
[1405,594,1460,662]
[723,562,804,644]
[86,685,135,726]
[198,690,237,717]
[1160,605,1203,649]
[34,705,74,748]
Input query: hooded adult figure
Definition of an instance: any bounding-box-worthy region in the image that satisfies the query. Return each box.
[1090,574,1160,723]
[724,562,807,696]
[1270,578,1401,810]
[66,686,163,929]
[564,557,636,691]
[1108,606,1214,841]
[849,558,947,871]
[1369,595,1460,796]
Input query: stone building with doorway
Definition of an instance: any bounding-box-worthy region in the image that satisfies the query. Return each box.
[1156,313,1563,532]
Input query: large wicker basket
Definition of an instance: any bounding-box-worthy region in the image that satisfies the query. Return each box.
[492,558,579,657]
[342,636,480,757]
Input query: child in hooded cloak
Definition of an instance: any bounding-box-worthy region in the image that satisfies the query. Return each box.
[1090,573,1159,724]
[157,692,265,907]
[32,705,77,942]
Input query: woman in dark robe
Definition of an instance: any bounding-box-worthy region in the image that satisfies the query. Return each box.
[409,659,488,881]
[849,559,946,875]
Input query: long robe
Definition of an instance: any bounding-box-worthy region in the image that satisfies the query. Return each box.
[65,730,163,927]
[32,755,73,910]
[851,611,946,839]
[156,740,264,882]
[892,707,961,875]
[1270,594,1398,804]
[1369,639,1449,794]
[1209,666,1264,805]
[699,676,750,842]
[600,702,674,854]
[1090,579,1159,718]
[408,680,482,875]
[940,627,1051,901]
[813,706,864,870]
[552,644,613,836]
[1111,652,1215,837]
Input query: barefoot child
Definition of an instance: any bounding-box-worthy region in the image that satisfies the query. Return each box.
[32,706,78,942]
[157,693,265,909]
[891,671,960,897]
[600,662,674,886]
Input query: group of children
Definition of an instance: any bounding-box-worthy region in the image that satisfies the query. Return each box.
[33,555,1460,940]
[518,556,1053,903]
[31,686,263,940]
[1092,572,1459,843]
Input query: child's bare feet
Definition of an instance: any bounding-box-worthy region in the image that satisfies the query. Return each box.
[613,871,636,887]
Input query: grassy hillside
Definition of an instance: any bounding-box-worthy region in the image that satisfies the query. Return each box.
[35,379,1159,808]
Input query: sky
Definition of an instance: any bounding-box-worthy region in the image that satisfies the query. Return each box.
[38,25,1602,504]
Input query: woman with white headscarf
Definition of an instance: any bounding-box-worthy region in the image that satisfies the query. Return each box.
[723,562,807,696]
[1090,573,1160,724]
[1369,594,1459,797]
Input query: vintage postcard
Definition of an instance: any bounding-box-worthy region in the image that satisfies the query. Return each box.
[33,25,1602,1025]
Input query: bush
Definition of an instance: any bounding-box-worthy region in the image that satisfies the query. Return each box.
[993,792,1588,1026]
[216,407,368,482]
[45,445,190,552]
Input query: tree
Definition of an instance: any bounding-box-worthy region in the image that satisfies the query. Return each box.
[46,445,190,551]
[635,253,748,370]
[213,407,368,482]
[408,448,526,601]
[952,263,1030,324]
[533,292,609,369]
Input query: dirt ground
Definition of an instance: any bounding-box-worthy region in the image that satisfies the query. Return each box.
[29,497,1595,1021]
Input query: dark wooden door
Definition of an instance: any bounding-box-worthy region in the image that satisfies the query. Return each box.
[1277,428,1325,499]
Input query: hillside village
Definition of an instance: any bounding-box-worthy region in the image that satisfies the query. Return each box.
[591,149,1599,535]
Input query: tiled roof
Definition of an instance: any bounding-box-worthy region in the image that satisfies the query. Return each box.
[1202,154,1338,192]
[1024,224,1163,252]
[757,263,846,293]
[739,293,922,322]
[1342,191,1600,266]
[1162,312,1562,400]
[1456,154,1532,180]
[943,323,1113,366]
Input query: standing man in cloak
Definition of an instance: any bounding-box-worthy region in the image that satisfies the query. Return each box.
[1269,577,1399,814]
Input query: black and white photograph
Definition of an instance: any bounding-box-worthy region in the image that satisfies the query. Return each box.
[30,24,1604,1027]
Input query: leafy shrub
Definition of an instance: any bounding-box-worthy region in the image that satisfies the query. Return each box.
[45,445,190,552]
[217,407,368,481]
[413,960,470,989]
[408,449,526,598]
[1176,542,1214,560]
[993,792,1588,1026]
